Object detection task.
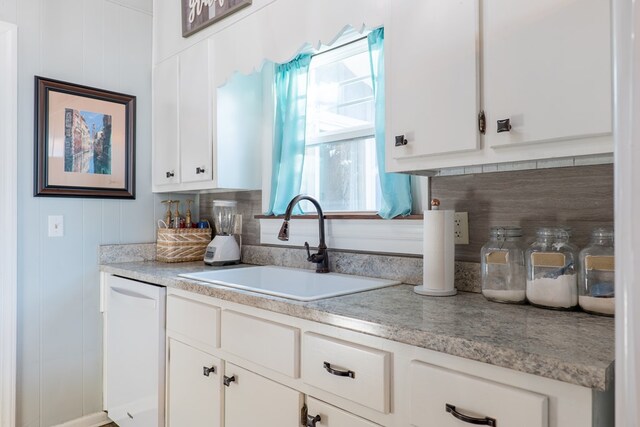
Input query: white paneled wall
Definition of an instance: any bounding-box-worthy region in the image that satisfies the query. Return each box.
[0,0,160,425]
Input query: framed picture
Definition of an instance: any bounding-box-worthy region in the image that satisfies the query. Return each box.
[34,76,136,199]
[182,0,252,38]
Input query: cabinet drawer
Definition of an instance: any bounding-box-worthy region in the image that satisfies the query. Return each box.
[306,397,381,427]
[167,295,220,349]
[409,361,548,427]
[302,333,390,413]
[221,310,300,378]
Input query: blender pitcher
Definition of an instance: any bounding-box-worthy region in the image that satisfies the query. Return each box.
[204,200,241,265]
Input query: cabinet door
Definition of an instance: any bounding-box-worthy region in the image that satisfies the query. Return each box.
[224,363,303,427]
[179,40,214,184]
[483,0,612,147]
[306,397,381,427]
[167,339,222,427]
[385,0,480,172]
[152,57,180,187]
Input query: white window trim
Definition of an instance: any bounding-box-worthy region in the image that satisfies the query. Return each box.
[0,21,17,427]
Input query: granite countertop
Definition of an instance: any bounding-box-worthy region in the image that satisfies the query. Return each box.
[100,261,615,391]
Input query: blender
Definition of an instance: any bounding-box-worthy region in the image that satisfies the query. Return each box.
[204,200,241,266]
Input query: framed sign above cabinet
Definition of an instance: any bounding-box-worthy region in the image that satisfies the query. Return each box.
[182,0,252,38]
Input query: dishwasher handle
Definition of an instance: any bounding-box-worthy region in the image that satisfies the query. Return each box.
[109,285,158,310]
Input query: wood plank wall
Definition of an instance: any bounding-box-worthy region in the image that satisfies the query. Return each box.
[201,164,614,263]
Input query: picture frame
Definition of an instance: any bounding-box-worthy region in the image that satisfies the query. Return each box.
[182,0,252,38]
[34,76,136,199]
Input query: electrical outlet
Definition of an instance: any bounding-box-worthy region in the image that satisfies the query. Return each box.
[454,212,469,245]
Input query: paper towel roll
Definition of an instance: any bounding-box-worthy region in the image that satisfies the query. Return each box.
[414,210,457,296]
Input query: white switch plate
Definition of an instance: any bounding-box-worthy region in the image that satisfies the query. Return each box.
[48,215,64,237]
[454,212,469,245]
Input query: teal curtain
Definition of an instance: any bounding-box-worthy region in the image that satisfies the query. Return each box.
[266,54,312,215]
[368,28,412,219]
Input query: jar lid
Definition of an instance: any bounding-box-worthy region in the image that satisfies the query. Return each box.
[213,200,237,207]
[490,226,522,238]
[591,227,614,239]
[536,227,572,238]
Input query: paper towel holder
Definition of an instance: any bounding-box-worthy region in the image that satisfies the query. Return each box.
[415,206,458,297]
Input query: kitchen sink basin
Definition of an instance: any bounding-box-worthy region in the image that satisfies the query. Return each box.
[179,265,400,301]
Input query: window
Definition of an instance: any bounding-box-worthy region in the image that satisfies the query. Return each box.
[299,37,381,213]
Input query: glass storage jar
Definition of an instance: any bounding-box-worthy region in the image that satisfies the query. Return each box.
[525,227,578,310]
[480,226,526,304]
[578,228,615,316]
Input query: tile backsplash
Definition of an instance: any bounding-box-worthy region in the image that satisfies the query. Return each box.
[200,164,614,263]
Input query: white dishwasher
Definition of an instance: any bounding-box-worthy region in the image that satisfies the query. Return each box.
[104,275,166,427]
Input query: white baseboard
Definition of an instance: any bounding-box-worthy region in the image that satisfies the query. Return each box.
[52,412,111,427]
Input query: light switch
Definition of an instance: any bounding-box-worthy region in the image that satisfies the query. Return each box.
[48,215,64,237]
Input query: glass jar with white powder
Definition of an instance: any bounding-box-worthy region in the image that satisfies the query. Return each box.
[481,226,526,304]
[526,227,578,310]
[578,228,615,316]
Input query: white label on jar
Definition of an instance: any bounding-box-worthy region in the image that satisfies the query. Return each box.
[485,251,509,265]
[531,252,565,268]
[585,255,615,272]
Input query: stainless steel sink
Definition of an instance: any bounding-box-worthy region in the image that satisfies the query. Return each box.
[179,265,400,301]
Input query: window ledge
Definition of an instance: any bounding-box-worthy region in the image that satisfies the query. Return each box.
[259,215,425,255]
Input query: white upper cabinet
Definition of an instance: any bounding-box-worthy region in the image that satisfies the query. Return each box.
[152,56,180,187]
[483,0,612,148]
[386,0,480,172]
[385,0,613,173]
[152,37,262,193]
[179,40,213,184]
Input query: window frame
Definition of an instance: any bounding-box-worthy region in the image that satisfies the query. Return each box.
[301,35,380,213]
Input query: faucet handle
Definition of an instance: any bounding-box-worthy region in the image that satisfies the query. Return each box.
[304,242,312,261]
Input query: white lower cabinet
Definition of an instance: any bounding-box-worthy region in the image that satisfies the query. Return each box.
[224,362,303,427]
[160,289,612,427]
[305,397,382,427]
[166,339,222,427]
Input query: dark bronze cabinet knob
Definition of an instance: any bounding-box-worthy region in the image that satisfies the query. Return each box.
[395,135,408,146]
[223,375,236,387]
[196,167,206,174]
[203,366,216,377]
[306,414,322,427]
[166,171,175,178]
[497,118,512,133]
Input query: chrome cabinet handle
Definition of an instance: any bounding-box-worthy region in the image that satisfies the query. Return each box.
[497,118,512,133]
[323,361,355,379]
[203,366,216,377]
[445,404,496,426]
[306,414,321,427]
[166,171,175,178]
[223,375,236,386]
[395,135,408,146]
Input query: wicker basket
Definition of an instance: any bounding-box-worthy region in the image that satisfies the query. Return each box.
[156,228,212,263]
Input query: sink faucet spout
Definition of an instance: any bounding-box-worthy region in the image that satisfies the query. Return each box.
[278,194,329,273]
